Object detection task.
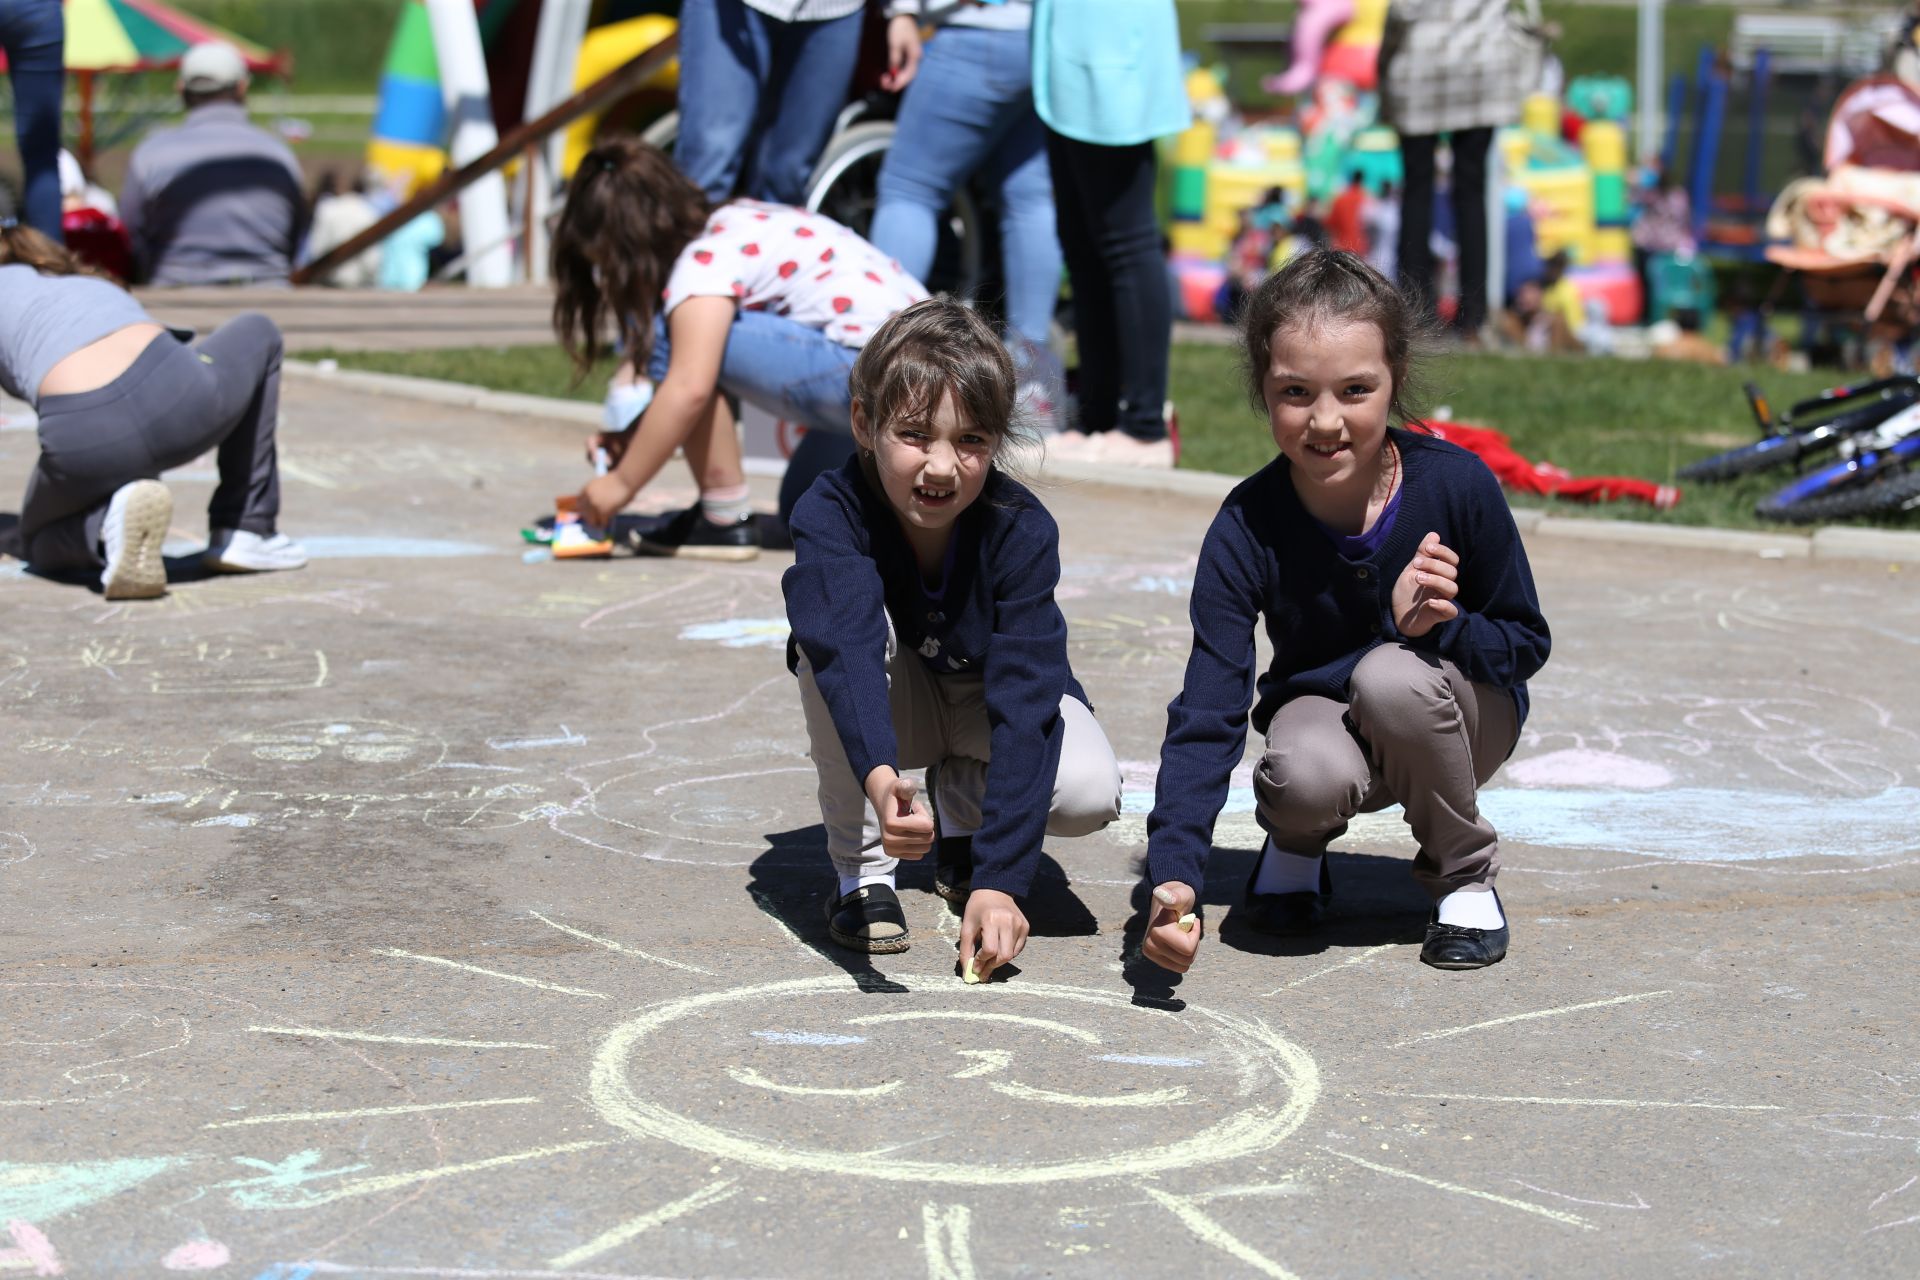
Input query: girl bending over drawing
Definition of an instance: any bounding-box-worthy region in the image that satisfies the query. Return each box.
[1141,250,1550,975]
[550,139,927,562]
[783,299,1122,976]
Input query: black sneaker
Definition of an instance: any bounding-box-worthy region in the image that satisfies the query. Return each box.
[633,506,760,562]
[824,882,910,954]
[926,761,973,905]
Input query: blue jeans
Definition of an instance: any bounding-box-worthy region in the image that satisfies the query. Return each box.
[647,308,857,435]
[868,24,1061,347]
[675,0,864,206]
[0,0,64,242]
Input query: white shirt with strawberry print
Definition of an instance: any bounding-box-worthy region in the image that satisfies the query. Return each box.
[661,200,929,348]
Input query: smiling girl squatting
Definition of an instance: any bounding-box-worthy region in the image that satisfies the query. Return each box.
[782,299,1123,978]
[1141,250,1551,975]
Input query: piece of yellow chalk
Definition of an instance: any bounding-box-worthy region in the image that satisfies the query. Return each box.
[1178,913,1197,933]
[962,957,981,985]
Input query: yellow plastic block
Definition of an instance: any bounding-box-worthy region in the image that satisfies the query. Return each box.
[1582,120,1628,172]
[1170,221,1228,259]
[1592,226,1632,263]
[1522,93,1560,137]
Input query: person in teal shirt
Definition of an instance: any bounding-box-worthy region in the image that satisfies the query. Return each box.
[1032,0,1191,468]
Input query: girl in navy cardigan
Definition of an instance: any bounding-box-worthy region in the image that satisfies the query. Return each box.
[1142,251,1550,974]
[783,299,1122,976]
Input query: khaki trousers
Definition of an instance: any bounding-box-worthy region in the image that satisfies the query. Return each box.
[796,627,1122,879]
[1254,643,1519,898]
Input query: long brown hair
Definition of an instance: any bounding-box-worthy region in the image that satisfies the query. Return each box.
[0,223,111,280]
[1239,248,1431,426]
[550,138,712,379]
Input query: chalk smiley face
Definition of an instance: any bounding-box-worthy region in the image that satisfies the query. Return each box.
[591,977,1318,1185]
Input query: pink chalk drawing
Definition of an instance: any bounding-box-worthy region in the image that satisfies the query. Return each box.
[161,1240,232,1270]
[1505,748,1674,790]
[0,1221,63,1276]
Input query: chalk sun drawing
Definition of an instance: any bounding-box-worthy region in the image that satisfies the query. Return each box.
[677,618,792,649]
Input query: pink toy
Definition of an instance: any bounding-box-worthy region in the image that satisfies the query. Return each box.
[1265,0,1355,96]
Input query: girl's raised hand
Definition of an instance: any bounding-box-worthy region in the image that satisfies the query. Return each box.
[864,770,935,861]
[1391,532,1461,638]
[1142,882,1202,973]
[961,888,1029,982]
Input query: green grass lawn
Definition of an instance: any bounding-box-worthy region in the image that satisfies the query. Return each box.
[315,341,1901,532]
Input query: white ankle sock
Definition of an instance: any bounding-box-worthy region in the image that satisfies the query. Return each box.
[700,483,752,526]
[1253,839,1324,895]
[1437,888,1505,929]
[838,871,896,897]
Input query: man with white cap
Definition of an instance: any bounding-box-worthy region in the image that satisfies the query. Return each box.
[118,42,306,286]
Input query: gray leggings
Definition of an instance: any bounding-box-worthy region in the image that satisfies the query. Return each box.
[17,312,283,572]
[1255,643,1520,899]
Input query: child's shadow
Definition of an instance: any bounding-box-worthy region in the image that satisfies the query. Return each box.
[748,826,1100,993]
[12,550,217,593]
[1118,847,1430,1007]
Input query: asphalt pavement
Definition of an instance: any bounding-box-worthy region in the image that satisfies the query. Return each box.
[2,374,1918,1278]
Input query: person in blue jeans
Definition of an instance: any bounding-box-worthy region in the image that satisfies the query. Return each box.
[551,140,927,558]
[0,0,65,242]
[674,0,867,206]
[867,1,1063,420]
[1031,0,1190,467]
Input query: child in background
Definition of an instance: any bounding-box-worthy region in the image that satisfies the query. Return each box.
[1140,250,1549,975]
[553,139,927,559]
[783,299,1122,975]
[0,223,305,599]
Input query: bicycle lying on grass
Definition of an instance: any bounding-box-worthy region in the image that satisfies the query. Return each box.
[1678,375,1920,522]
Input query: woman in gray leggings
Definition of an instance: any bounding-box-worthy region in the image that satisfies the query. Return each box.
[0,223,305,599]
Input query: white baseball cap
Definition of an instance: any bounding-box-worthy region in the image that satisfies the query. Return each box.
[179,42,250,93]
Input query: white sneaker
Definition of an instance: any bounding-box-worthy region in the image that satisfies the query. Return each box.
[1045,430,1102,460]
[100,480,172,600]
[204,528,308,573]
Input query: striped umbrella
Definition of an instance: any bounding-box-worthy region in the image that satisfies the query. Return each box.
[0,0,294,166]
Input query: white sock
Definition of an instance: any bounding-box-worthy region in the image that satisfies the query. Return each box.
[1437,888,1505,929]
[837,871,896,897]
[1252,838,1324,894]
[700,483,752,526]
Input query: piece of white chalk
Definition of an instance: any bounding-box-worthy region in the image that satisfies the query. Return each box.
[1178,913,1197,934]
[962,957,982,985]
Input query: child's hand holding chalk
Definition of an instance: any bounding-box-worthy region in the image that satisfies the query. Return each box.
[863,768,934,861]
[1141,882,1201,974]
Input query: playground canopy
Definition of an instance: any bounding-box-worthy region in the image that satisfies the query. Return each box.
[0,0,292,166]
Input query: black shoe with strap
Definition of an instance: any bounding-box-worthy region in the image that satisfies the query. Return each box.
[1241,846,1332,936]
[825,882,911,954]
[633,506,760,562]
[1420,890,1509,970]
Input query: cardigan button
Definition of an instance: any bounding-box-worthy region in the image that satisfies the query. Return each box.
[1355,565,1371,579]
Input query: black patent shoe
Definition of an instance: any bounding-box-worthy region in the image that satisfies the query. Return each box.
[926,762,973,905]
[825,882,910,954]
[633,506,760,562]
[1420,894,1509,970]
[1242,848,1333,936]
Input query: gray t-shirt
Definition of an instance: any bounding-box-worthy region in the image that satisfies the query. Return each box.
[119,102,306,287]
[0,265,154,404]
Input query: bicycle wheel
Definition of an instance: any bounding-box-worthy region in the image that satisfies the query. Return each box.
[1677,432,1816,482]
[1755,461,1920,523]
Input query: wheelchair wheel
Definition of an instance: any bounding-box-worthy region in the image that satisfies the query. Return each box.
[805,120,982,301]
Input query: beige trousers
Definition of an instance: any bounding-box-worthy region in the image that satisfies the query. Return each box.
[795,627,1122,879]
[1254,643,1519,898]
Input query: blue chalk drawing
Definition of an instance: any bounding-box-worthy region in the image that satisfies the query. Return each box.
[0,1156,190,1222]
[752,1031,867,1046]
[679,619,792,649]
[1480,786,1920,862]
[297,536,499,559]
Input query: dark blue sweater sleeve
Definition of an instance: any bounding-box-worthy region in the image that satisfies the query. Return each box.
[1145,501,1266,892]
[1411,461,1551,687]
[781,482,897,788]
[971,505,1070,898]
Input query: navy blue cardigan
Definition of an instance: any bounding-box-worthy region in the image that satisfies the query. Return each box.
[1146,429,1551,892]
[783,458,1088,897]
